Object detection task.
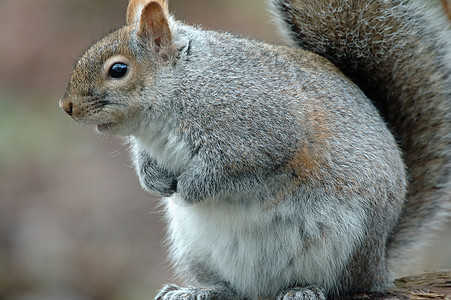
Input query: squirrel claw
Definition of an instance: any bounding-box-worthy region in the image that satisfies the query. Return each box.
[276,286,326,300]
[155,284,237,300]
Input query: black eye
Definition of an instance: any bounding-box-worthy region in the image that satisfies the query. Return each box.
[108,63,128,79]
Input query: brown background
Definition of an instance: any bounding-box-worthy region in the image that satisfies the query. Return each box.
[0,0,450,299]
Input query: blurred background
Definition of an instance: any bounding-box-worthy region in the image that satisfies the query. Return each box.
[0,0,450,299]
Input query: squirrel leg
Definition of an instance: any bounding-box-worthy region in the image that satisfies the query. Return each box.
[155,284,238,300]
[276,286,326,300]
[134,150,177,197]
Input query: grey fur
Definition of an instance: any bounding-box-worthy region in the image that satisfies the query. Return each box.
[136,24,406,298]
[59,0,451,299]
[271,0,451,271]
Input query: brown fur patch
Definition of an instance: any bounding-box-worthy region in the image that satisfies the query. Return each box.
[290,105,330,179]
[442,0,451,21]
[263,105,331,210]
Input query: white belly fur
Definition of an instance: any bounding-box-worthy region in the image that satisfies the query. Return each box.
[164,193,366,298]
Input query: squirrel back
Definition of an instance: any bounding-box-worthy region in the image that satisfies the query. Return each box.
[273,0,451,270]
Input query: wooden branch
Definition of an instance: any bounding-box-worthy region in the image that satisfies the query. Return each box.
[349,270,451,299]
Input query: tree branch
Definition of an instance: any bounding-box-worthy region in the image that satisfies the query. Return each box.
[350,270,451,299]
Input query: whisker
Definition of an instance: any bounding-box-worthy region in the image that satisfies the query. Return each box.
[110,149,121,158]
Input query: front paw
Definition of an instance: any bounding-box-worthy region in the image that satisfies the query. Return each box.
[139,162,177,197]
[134,151,177,197]
[155,284,237,300]
[276,286,326,300]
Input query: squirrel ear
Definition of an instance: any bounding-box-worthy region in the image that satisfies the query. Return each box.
[126,0,169,25]
[134,1,174,59]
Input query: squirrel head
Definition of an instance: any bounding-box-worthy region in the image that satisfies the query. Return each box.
[59,0,177,136]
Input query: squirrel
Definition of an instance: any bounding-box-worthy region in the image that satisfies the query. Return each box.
[59,0,451,299]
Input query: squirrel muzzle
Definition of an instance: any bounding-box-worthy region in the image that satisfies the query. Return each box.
[59,97,73,117]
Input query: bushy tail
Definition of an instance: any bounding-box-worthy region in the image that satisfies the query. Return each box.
[272,0,451,270]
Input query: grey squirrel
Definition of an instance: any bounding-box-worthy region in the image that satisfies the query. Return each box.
[59,0,451,299]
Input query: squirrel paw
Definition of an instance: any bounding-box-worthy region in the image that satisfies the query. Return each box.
[155,284,237,300]
[141,169,177,197]
[276,286,326,300]
[135,151,177,197]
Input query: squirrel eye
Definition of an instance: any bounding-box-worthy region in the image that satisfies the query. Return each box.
[108,63,128,79]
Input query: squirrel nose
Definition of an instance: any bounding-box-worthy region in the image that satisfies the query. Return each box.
[59,98,73,116]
